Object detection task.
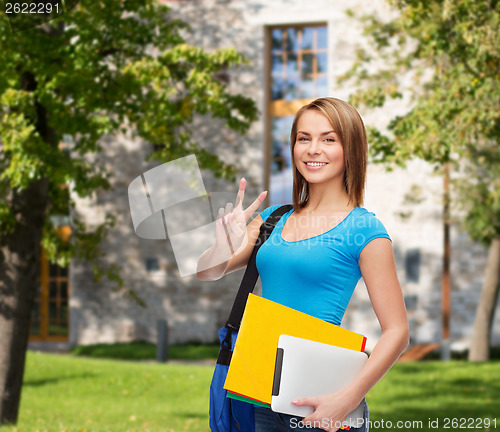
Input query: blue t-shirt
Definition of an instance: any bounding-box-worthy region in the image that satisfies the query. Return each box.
[256,204,391,326]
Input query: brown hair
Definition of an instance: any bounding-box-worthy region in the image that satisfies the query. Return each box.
[290,97,367,210]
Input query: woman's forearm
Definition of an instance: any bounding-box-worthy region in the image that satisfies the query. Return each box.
[343,326,409,405]
[196,243,232,281]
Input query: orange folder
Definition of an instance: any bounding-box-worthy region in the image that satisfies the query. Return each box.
[224,294,367,405]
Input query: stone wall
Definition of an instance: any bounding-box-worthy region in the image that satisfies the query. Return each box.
[69,131,249,345]
[68,0,500,350]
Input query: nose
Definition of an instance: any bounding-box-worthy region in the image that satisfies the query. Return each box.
[307,139,321,155]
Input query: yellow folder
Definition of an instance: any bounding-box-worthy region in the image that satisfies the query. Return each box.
[224,294,367,405]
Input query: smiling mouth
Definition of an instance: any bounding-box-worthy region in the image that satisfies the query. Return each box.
[305,162,328,167]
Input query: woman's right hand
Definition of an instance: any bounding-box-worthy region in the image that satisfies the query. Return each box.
[215,178,267,255]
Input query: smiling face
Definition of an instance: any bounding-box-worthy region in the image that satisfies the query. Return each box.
[293,109,345,187]
[289,98,368,209]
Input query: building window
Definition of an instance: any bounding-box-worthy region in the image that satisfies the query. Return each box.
[30,243,71,342]
[31,137,72,342]
[405,248,420,283]
[267,24,328,205]
[146,257,160,272]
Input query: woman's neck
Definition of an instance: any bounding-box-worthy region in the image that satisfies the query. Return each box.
[303,180,353,213]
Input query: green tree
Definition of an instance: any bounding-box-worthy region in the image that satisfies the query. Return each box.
[0,0,257,424]
[343,0,500,360]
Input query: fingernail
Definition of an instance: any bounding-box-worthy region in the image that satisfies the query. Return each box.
[241,177,246,182]
[291,400,299,404]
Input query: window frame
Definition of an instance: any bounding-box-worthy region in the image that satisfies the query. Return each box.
[30,229,71,343]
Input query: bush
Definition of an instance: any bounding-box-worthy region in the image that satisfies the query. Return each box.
[422,345,500,361]
[70,340,220,361]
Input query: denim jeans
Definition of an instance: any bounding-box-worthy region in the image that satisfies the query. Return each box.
[254,399,369,432]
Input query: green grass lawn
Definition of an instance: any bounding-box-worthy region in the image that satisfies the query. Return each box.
[4,352,500,432]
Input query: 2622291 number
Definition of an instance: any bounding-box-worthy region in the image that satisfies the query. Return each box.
[5,2,60,15]
[443,418,497,429]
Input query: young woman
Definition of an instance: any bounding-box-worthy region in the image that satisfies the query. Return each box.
[197,97,409,432]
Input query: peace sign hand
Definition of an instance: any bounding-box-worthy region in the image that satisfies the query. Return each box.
[215,178,267,256]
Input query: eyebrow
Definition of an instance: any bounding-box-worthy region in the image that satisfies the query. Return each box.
[297,130,336,136]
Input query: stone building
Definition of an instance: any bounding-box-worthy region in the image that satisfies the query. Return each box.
[29,0,500,353]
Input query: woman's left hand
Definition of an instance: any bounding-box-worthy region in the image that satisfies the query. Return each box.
[292,390,360,431]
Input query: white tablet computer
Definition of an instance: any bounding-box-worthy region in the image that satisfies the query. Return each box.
[271,334,368,428]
